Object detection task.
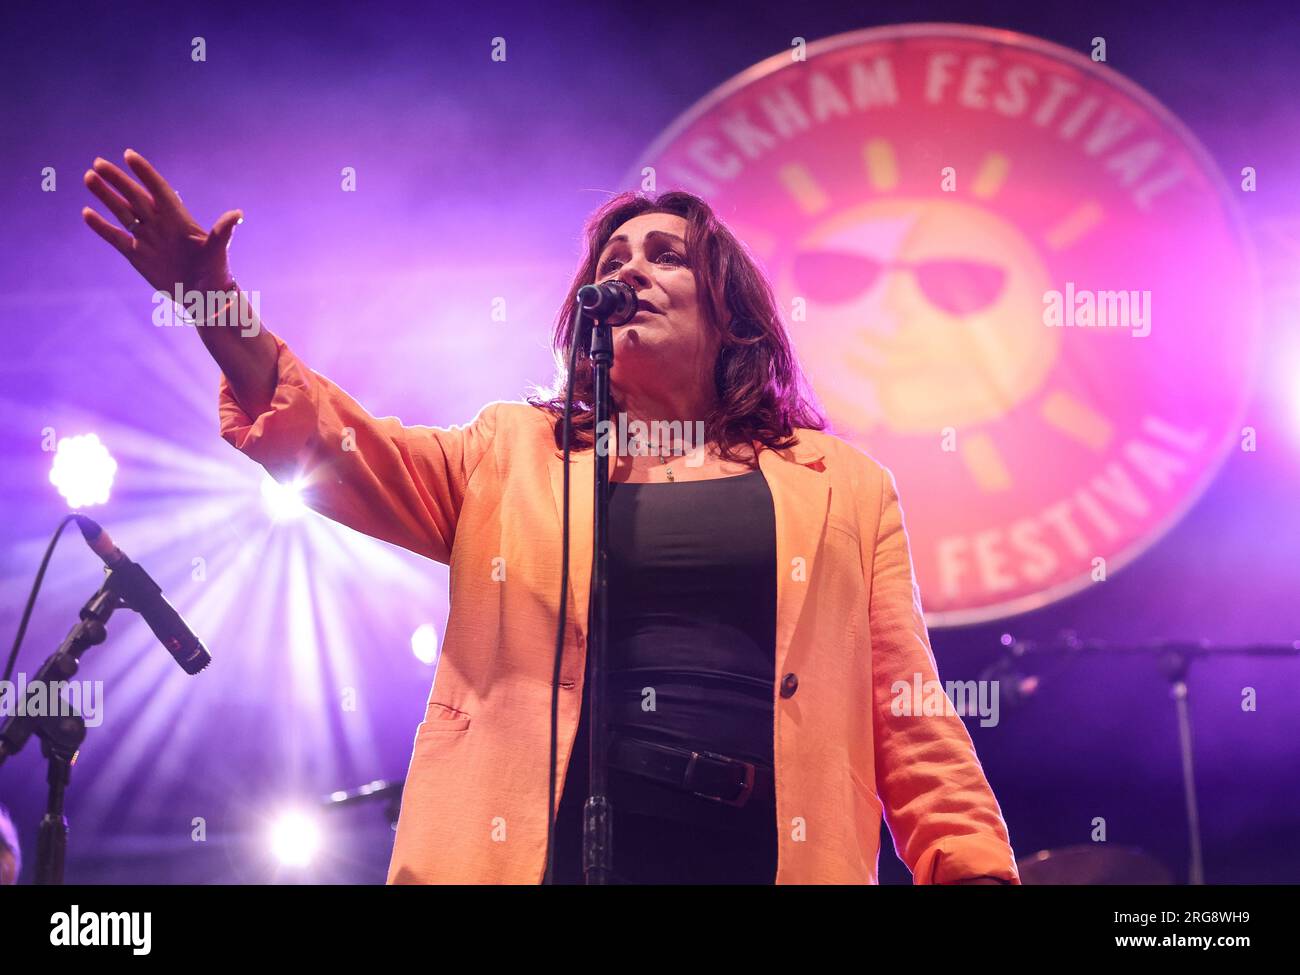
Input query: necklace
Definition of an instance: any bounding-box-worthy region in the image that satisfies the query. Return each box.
[630,434,679,482]
[626,437,758,482]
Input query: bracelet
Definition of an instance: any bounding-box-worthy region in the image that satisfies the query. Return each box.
[187,282,241,326]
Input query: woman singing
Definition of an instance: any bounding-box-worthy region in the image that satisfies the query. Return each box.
[82,149,1019,885]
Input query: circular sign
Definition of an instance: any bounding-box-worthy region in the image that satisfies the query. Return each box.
[630,24,1260,625]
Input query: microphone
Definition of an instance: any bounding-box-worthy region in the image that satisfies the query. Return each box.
[74,515,212,675]
[321,778,404,809]
[977,655,1039,710]
[576,279,637,325]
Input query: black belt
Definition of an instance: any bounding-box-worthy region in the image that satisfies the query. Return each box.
[607,733,774,808]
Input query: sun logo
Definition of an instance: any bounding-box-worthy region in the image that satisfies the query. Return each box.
[634,25,1259,623]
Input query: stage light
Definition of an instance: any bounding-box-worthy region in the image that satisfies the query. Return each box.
[260,474,308,521]
[269,810,322,868]
[411,623,440,665]
[48,433,117,509]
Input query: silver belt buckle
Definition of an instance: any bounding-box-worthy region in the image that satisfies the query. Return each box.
[684,749,756,807]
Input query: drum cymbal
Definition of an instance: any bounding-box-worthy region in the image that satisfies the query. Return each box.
[1016,845,1174,884]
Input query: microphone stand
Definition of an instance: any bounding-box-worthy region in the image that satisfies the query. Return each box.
[998,632,1299,885]
[0,577,125,884]
[320,778,405,829]
[543,281,631,885]
[582,307,615,885]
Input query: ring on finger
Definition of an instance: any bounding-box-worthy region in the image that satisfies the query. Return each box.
[126,216,144,233]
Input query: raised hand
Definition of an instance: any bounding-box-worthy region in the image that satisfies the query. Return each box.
[82,149,243,297]
[82,148,277,414]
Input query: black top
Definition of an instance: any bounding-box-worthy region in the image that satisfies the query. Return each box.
[557,467,778,837]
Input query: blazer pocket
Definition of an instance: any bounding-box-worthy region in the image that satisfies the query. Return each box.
[848,765,884,841]
[415,700,472,736]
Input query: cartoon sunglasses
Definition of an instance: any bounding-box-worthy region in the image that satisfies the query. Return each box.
[793,249,1007,317]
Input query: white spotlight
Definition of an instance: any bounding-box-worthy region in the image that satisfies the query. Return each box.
[411,623,440,665]
[48,433,117,509]
[261,474,308,521]
[269,810,322,868]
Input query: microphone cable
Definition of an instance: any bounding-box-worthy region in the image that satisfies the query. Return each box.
[4,514,81,684]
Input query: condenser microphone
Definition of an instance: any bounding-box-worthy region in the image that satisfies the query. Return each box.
[74,515,212,675]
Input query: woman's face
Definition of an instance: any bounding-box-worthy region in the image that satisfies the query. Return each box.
[593,212,719,401]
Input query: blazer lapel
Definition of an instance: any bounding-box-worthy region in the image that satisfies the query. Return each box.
[547,433,830,681]
[757,436,830,681]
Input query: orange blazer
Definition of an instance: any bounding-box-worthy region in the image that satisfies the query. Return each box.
[219,333,1020,885]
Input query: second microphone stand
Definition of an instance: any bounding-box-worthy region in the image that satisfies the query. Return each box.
[0,577,124,883]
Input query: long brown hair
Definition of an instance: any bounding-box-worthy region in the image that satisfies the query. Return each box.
[526,190,827,461]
